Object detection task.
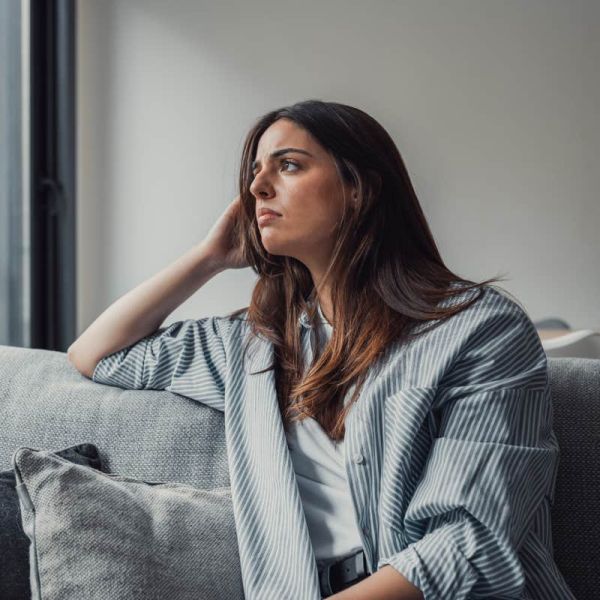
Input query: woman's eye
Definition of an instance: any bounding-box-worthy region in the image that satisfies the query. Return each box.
[250,159,299,179]
[281,159,299,172]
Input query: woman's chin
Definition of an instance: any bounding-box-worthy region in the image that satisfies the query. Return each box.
[260,234,287,256]
[261,244,285,256]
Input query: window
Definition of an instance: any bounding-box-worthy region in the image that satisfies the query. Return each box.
[0,0,76,351]
[0,0,28,347]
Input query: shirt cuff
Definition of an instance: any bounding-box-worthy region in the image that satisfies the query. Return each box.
[377,522,480,599]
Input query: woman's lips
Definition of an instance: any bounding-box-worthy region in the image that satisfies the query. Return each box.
[258,213,281,226]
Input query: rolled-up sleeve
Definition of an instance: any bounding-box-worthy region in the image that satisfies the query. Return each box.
[378,293,557,599]
[92,317,228,412]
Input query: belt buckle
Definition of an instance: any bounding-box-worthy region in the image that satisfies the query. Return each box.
[319,550,367,597]
[318,562,335,597]
[340,550,367,584]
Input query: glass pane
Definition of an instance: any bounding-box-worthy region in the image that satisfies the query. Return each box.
[0,0,29,347]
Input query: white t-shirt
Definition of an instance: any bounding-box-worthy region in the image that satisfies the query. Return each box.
[285,303,364,562]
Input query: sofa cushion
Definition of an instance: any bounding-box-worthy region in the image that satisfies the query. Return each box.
[0,345,229,490]
[12,447,244,600]
[0,443,104,600]
[547,357,600,599]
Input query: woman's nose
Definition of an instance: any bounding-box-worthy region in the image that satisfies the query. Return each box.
[250,174,273,199]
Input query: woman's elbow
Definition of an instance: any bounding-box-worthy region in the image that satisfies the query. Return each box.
[67,347,97,380]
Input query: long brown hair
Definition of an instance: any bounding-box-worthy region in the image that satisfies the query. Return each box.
[227,99,507,442]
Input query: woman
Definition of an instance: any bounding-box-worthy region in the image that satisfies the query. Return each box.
[69,100,575,599]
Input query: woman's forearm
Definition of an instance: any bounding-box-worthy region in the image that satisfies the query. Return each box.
[329,565,424,600]
[67,241,223,378]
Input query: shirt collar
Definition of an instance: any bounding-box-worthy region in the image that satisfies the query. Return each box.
[299,302,332,329]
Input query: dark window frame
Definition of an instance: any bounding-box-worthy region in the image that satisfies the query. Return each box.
[30,0,76,351]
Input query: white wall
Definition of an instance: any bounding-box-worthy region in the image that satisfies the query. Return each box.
[76,0,600,336]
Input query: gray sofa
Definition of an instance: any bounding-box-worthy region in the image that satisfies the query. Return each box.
[1,344,598,598]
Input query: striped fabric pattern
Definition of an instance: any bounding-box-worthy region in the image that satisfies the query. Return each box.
[93,284,576,599]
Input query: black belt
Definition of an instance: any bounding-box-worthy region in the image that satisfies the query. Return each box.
[317,549,370,597]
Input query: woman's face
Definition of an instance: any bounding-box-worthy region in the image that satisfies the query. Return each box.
[249,118,354,272]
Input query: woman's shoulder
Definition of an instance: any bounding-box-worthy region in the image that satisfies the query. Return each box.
[420,281,538,349]
[441,281,529,319]
[436,283,547,391]
[210,308,253,339]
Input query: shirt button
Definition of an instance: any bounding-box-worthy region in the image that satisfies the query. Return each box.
[352,453,365,464]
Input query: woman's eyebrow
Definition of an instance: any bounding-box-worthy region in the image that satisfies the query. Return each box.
[251,147,314,171]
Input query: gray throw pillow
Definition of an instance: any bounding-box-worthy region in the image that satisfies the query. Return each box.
[0,443,104,600]
[11,447,244,600]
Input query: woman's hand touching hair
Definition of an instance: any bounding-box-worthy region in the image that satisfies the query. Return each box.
[203,195,249,272]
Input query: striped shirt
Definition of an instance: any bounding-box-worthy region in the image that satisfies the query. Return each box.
[92,284,576,599]
[287,302,365,563]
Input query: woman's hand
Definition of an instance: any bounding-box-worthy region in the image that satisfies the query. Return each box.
[202,195,249,271]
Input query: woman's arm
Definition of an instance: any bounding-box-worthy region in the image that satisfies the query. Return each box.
[330,565,424,599]
[68,195,246,379]
[68,241,224,378]
[372,290,559,599]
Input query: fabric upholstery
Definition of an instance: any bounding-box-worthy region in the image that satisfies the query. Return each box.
[547,357,600,599]
[12,447,244,600]
[0,345,598,596]
[0,443,104,600]
[0,345,229,488]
